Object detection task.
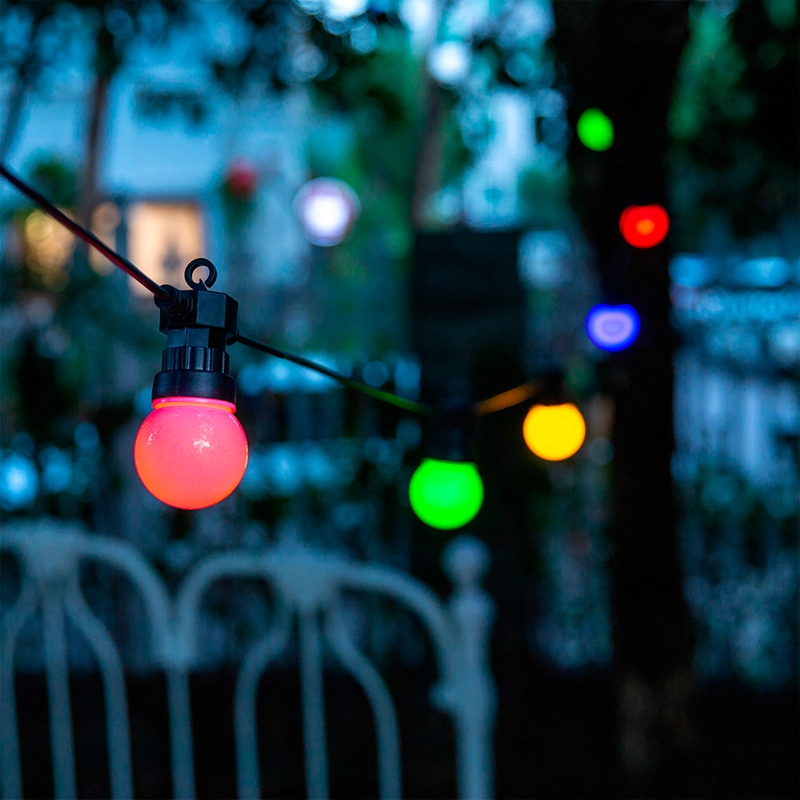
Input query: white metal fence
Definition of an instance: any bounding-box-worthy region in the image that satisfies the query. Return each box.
[0,518,495,800]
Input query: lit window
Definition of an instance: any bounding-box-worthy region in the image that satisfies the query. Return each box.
[126,202,204,297]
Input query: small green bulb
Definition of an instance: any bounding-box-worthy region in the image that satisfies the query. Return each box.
[576,108,614,151]
[408,458,484,530]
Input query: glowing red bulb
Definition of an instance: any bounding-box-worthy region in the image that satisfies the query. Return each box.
[134,396,248,509]
[619,204,669,248]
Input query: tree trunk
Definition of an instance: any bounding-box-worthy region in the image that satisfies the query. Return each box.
[551,2,697,795]
[80,17,120,229]
[73,22,115,285]
[81,71,110,226]
[410,73,446,228]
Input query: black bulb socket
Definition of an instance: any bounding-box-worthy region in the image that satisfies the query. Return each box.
[152,286,239,405]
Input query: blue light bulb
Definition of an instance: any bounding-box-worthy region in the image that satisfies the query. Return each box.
[586,304,640,351]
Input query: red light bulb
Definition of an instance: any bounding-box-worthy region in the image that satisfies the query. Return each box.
[619,204,669,248]
[134,396,248,509]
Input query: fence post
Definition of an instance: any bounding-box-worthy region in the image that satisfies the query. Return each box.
[443,535,496,800]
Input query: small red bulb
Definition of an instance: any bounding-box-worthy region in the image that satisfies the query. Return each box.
[134,396,248,510]
[619,204,669,248]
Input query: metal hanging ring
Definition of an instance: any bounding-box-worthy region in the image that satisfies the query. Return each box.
[185,258,218,290]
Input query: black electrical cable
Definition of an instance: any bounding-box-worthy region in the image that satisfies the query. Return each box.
[1,164,549,419]
[236,334,545,416]
[0,162,168,299]
[235,334,435,415]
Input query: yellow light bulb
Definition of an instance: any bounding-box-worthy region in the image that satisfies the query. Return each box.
[523,403,586,461]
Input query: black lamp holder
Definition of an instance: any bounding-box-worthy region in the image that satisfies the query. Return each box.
[152,259,239,404]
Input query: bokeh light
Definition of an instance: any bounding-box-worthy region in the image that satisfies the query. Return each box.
[324,0,368,21]
[24,209,76,289]
[408,458,484,530]
[0,453,39,510]
[428,41,472,86]
[576,108,614,151]
[294,178,360,246]
[523,403,586,461]
[134,396,249,509]
[586,304,640,351]
[619,204,669,248]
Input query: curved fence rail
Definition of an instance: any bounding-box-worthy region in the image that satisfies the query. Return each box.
[0,518,495,800]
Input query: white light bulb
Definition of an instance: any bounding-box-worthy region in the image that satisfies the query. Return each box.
[294,178,360,246]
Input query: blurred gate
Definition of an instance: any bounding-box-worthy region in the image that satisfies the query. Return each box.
[0,518,495,800]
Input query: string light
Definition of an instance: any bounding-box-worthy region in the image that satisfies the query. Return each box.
[576,108,614,151]
[619,204,669,248]
[408,458,484,530]
[133,259,248,509]
[1,164,580,517]
[522,403,586,461]
[135,397,248,509]
[586,304,640,351]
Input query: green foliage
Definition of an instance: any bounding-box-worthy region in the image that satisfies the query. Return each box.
[28,157,79,208]
[669,0,799,246]
[1,0,189,79]
[210,0,296,94]
[303,15,470,318]
[518,161,570,228]
[670,7,755,143]
[310,22,425,198]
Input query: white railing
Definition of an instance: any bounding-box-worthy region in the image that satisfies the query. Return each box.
[0,517,496,800]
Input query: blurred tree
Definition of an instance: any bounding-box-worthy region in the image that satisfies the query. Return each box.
[0,2,55,161]
[208,0,297,93]
[669,0,799,246]
[0,0,190,223]
[209,1,469,230]
[75,1,184,225]
[552,1,695,796]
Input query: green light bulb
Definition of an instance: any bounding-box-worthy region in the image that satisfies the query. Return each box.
[576,108,614,151]
[408,458,484,530]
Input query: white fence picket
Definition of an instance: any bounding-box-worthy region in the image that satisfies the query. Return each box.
[0,519,496,800]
